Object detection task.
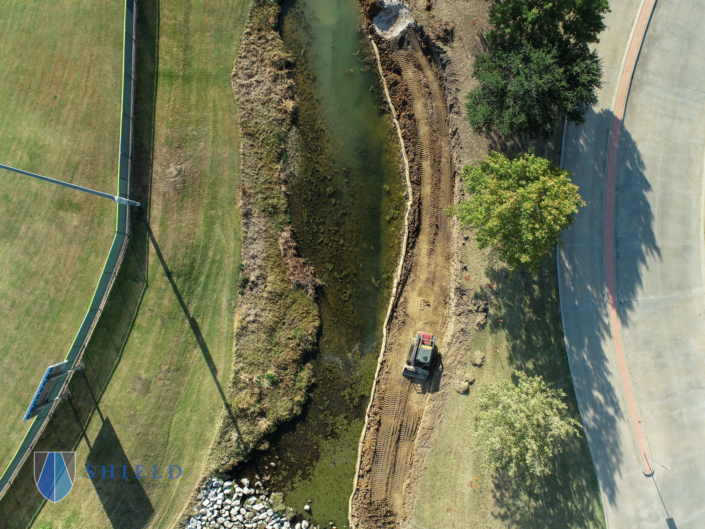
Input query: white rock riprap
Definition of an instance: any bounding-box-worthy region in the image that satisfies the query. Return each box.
[372,0,415,39]
[185,477,322,529]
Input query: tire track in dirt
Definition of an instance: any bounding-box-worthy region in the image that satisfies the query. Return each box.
[350,28,453,528]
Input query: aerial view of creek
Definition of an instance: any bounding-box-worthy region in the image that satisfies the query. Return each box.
[231,0,405,525]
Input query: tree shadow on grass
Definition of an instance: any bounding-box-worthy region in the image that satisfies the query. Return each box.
[478,257,606,528]
[490,447,604,529]
[0,0,159,525]
[473,107,658,524]
[487,117,566,167]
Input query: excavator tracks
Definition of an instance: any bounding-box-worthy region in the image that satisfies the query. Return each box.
[351,28,454,527]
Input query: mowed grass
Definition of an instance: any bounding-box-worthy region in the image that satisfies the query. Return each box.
[0,0,122,475]
[0,0,251,527]
[409,246,606,528]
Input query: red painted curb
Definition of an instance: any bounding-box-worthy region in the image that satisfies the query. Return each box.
[604,0,658,475]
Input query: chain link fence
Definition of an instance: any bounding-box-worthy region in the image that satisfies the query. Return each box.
[0,0,138,500]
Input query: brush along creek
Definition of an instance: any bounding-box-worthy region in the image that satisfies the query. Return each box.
[225,0,404,526]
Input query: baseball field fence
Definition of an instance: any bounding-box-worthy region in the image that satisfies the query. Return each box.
[0,0,138,499]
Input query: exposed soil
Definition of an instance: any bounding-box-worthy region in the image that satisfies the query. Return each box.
[350,0,604,527]
[349,0,494,527]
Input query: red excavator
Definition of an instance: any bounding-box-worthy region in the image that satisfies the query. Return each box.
[402,331,436,379]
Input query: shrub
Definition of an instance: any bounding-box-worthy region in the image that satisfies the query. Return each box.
[454,151,584,273]
[465,0,609,138]
[473,371,582,484]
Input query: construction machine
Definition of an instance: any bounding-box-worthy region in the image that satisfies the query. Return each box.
[402,331,436,379]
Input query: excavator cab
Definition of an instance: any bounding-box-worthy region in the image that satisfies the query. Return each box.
[402,331,436,379]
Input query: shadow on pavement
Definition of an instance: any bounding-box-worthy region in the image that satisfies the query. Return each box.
[561,107,660,325]
[556,107,659,509]
[464,107,658,524]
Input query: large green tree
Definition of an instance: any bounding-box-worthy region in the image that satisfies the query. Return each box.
[454,151,584,273]
[465,0,610,138]
[465,42,601,138]
[473,371,582,484]
[490,0,610,47]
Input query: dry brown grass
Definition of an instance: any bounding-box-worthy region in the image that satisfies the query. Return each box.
[206,0,320,473]
[279,226,323,299]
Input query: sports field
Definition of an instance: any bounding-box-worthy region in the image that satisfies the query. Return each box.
[0,0,122,476]
[0,0,251,526]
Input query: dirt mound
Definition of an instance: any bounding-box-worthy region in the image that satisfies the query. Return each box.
[472,350,485,366]
[454,373,475,394]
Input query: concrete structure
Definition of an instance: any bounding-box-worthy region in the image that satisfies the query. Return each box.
[559,0,705,527]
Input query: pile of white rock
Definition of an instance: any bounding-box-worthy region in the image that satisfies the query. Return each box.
[185,476,321,529]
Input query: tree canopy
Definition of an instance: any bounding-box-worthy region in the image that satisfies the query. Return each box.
[473,371,582,484]
[465,42,601,138]
[454,151,584,273]
[465,0,610,137]
[489,0,610,49]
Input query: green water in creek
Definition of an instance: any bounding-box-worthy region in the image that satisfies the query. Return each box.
[233,0,405,526]
[284,0,404,358]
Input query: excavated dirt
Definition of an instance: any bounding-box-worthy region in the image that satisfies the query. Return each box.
[350,0,493,527]
[350,17,435,529]
[348,27,454,528]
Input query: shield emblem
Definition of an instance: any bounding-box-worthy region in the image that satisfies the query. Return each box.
[34,452,76,502]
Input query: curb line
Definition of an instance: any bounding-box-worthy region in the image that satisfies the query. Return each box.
[603,0,658,476]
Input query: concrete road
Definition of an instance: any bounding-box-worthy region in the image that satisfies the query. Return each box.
[558,0,705,527]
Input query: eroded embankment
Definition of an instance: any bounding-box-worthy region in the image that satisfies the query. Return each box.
[207,0,320,473]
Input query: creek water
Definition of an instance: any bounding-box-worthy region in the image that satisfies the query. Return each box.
[231,0,404,526]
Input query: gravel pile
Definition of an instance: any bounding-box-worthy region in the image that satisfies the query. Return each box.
[372,0,415,39]
[185,476,322,529]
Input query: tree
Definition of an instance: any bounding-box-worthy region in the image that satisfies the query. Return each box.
[473,371,582,484]
[465,42,601,138]
[453,151,584,273]
[465,0,609,137]
[490,0,610,48]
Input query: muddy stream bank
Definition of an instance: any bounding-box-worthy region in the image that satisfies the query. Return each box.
[229,0,405,526]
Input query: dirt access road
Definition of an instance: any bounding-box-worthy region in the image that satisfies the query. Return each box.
[349,24,454,528]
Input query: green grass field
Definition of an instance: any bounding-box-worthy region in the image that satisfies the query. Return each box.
[0,0,251,526]
[0,0,123,476]
[407,123,604,527]
[410,254,605,529]
[408,254,606,529]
